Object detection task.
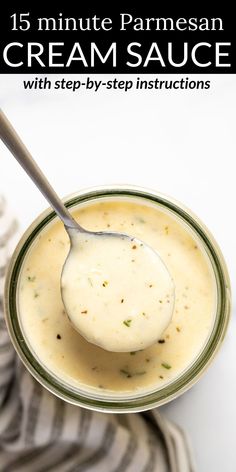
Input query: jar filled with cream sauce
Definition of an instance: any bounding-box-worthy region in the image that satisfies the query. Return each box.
[4,186,231,412]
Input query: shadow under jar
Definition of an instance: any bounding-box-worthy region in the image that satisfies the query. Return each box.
[4,186,231,413]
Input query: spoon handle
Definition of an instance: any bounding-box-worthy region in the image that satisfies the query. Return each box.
[0,109,80,230]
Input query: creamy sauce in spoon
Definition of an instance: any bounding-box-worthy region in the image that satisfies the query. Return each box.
[61,231,174,352]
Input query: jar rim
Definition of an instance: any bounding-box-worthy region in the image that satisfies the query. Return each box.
[4,185,231,413]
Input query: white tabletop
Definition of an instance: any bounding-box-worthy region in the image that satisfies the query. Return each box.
[0,75,235,472]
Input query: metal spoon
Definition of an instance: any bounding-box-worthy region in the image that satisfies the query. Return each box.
[0,109,175,352]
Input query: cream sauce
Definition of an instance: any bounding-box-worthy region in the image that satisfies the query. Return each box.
[18,198,216,395]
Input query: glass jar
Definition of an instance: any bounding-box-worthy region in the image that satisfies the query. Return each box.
[4,186,231,413]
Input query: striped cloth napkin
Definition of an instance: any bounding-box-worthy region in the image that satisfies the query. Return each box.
[0,196,195,472]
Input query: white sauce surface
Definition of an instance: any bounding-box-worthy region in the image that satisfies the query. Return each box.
[18,198,216,395]
[62,231,174,352]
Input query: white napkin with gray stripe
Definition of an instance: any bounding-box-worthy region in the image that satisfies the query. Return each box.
[0,196,195,472]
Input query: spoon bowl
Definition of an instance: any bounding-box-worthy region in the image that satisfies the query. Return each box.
[61,227,175,352]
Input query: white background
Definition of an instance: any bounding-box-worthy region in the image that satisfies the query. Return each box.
[0,75,235,472]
